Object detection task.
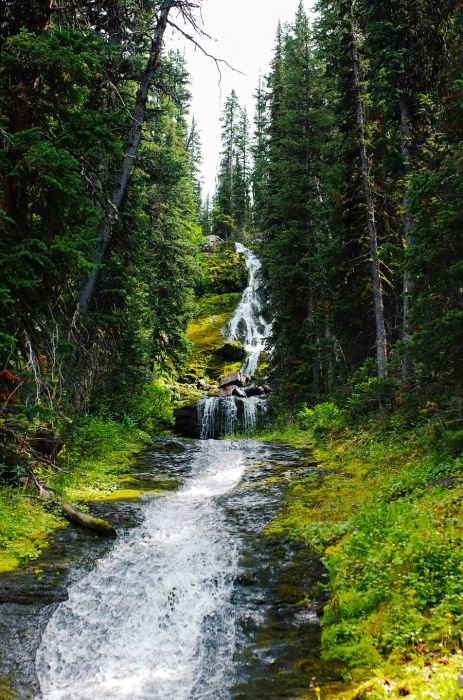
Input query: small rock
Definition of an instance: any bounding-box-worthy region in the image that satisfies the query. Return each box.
[219,385,235,398]
[245,385,265,397]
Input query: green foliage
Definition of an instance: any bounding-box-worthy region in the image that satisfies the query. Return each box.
[255,0,462,412]
[298,402,344,434]
[262,411,463,685]
[0,489,64,572]
[122,379,174,432]
[197,244,247,295]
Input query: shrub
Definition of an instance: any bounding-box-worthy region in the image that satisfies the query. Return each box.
[298,401,344,434]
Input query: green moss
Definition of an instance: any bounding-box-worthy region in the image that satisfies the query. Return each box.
[198,245,247,295]
[0,678,17,699]
[257,413,463,698]
[186,292,241,383]
[0,419,152,573]
[0,490,65,573]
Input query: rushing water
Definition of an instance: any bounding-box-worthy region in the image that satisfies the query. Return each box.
[36,442,243,699]
[33,440,324,700]
[226,243,272,379]
[25,246,325,699]
[196,243,271,438]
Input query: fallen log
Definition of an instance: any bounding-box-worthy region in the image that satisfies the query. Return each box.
[61,502,117,538]
[29,472,117,538]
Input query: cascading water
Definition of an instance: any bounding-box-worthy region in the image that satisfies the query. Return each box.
[32,247,279,700]
[196,243,271,438]
[36,442,246,700]
[227,243,272,379]
[31,440,323,700]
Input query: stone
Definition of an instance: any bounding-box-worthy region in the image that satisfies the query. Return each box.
[232,387,247,398]
[245,385,265,397]
[219,386,235,398]
[174,404,199,438]
[202,235,224,251]
[214,341,246,361]
[220,370,245,388]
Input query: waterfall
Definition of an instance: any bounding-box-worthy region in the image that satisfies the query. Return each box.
[197,243,271,439]
[198,397,218,439]
[227,243,272,379]
[242,397,268,434]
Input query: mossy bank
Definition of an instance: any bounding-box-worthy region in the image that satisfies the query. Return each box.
[0,416,167,574]
[258,408,463,699]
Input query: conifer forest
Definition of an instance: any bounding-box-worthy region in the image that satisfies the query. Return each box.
[0,1,462,698]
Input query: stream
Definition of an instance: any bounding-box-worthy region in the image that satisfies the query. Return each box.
[0,438,327,699]
[0,246,330,699]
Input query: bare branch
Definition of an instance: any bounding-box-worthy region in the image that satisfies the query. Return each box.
[167,19,244,82]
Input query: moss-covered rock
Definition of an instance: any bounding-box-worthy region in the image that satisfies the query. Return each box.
[186,292,241,383]
[198,242,247,295]
[215,340,246,361]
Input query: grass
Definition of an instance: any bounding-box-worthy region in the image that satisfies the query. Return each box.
[256,411,463,699]
[0,418,153,573]
[0,490,64,572]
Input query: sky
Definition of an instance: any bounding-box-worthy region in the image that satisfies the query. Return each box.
[168,0,314,198]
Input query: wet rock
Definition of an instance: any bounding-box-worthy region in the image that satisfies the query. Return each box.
[197,378,210,390]
[174,404,199,438]
[220,370,246,388]
[232,387,247,398]
[215,341,246,362]
[236,573,257,586]
[245,385,265,397]
[219,385,236,398]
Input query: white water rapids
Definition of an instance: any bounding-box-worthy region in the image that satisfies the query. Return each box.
[36,442,246,700]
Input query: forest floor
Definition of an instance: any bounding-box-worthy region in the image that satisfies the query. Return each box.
[257,414,463,699]
[0,420,154,573]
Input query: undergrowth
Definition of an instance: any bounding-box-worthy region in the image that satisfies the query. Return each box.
[258,405,463,699]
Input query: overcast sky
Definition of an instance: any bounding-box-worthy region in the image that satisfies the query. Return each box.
[168,0,314,198]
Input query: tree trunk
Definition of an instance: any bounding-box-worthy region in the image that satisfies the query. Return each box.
[76,2,173,319]
[399,97,415,382]
[347,6,388,377]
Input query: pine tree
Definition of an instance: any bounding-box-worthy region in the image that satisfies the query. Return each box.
[212,91,251,239]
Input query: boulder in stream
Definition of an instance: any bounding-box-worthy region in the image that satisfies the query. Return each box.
[174,404,199,438]
[219,385,235,398]
[245,385,265,397]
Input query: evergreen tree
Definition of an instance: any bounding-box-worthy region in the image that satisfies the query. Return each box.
[212,91,251,239]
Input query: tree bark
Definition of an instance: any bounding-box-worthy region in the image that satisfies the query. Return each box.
[76,1,173,319]
[347,6,388,377]
[399,97,415,382]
